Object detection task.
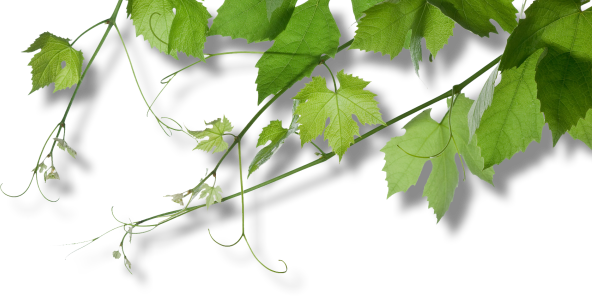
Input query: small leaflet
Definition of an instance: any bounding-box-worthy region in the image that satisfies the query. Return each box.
[113,250,121,259]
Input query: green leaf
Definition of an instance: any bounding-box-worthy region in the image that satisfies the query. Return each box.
[209,0,296,43]
[266,0,286,19]
[294,70,385,160]
[24,32,84,94]
[475,50,545,169]
[247,100,300,181]
[427,0,518,37]
[500,0,592,144]
[351,0,454,75]
[129,0,211,61]
[351,0,383,20]
[381,95,494,222]
[569,108,592,150]
[200,183,223,209]
[467,63,499,141]
[255,0,340,104]
[188,116,233,153]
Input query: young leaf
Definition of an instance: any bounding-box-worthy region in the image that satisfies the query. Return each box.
[499,0,592,145]
[185,168,215,208]
[569,109,592,150]
[188,116,233,153]
[113,250,121,259]
[111,250,132,268]
[209,0,297,43]
[255,0,340,104]
[467,63,499,141]
[24,32,84,94]
[53,138,77,158]
[164,193,185,206]
[294,70,385,160]
[45,166,60,182]
[33,163,48,174]
[382,95,494,222]
[129,0,211,61]
[163,169,214,207]
[247,115,299,180]
[200,184,223,209]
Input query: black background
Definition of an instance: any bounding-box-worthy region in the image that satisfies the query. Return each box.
[0,5,591,281]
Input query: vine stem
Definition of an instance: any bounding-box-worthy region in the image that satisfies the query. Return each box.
[25,0,123,202]
[136,55,502,226]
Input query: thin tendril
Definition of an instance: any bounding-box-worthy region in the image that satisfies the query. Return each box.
[147,75,175,116]
[208,230,243,247]
[149,13,168,45]
[71,19,109,46]
[35,171,59,202]
[243,235,288,274]
[397,88,460,158]
[64,225,124,259]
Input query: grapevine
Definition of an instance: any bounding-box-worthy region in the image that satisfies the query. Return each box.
[1,0,591,289]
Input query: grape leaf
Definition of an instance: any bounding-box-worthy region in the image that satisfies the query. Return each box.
[24,32,84,94]
[351,0,383,20]
[184,168,220,208]
[209,0,296,43]
[294,70,385,160]
[53,138,77,159]
[266,0,286,20]
[467,63,499,141]
[111,250,132,268]
[255,0,340,104]
[44,166,60,182]
[128,0,211,61]
[500,0,592,145]
[475,49,545,169]
[382,94,494,222]
[188,116,233,153]
[248,100,300,177]
[427,0,518,37]
[200,183,223,209]
[351,0,454,75]
[569,109,592,150]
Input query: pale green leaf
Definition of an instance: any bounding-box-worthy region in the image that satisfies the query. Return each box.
[468,63,499,141]
[188,116,233,153]
[164,193,185,206]
[200,183,223,209]
[24,32,84,94]
[382,95,494,222]
[113,250,121,259]
[294,70,385,160]
[248,100,300,177]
